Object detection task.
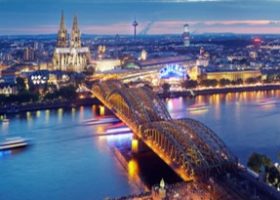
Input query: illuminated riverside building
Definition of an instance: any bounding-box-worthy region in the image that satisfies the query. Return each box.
[196,47,210,67]
[53,13,91,72]
[200,69,262,82]
[92,59,121,72]
[159,64,187,86]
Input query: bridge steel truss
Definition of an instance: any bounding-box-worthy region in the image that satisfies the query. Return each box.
[92,80,237,180]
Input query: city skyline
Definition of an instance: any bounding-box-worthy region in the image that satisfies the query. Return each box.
[1,1,280,199]
[2,0,280,35]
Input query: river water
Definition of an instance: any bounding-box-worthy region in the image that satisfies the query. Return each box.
[1,90,280,200]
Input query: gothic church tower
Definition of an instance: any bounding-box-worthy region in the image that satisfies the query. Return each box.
[70,16,81,48]
[57,11,68,47]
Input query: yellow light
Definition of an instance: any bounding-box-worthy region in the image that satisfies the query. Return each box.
[99,106,105,116]
[36,111,41,118]
[45,110,50,123]
[128,159,139,180]
[57,108,63,123]
[131,138,139,153]
[26,111,32,120]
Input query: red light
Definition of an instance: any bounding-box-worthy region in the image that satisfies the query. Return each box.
[253,37,262,44]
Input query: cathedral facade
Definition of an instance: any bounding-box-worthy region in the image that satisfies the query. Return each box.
[53,13,91,72]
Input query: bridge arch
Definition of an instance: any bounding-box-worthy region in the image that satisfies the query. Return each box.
[140,119,237,178]
[106,88,153,125]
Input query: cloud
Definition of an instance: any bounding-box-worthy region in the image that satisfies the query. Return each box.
[2,20,280,35]
[82,20,280,34]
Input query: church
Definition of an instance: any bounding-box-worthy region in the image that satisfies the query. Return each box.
[52,12,91,72]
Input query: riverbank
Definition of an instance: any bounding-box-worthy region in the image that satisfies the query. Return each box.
[158,84,280,98]
[1,84,280,115]
[0,98,100,115]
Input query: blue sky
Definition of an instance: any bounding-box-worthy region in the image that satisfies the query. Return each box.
[1,0,280,35]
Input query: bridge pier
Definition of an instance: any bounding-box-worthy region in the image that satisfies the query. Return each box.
[93,105,112,116]
[131,135,149,154]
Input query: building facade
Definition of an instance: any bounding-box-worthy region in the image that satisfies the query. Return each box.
[53,13,91,72]
[202,70,262,82]
[0,83,17,96]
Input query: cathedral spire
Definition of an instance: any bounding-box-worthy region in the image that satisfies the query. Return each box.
[57,11,67,47]
[72,15,78,31]
[60,11,66,31]
[71,15,81,48]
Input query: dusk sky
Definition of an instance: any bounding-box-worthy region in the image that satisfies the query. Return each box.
[1,0,280,35]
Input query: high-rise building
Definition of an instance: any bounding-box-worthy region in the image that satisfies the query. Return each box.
[182,24,190,47]
[53,13,91,72]
[23,47,35,61]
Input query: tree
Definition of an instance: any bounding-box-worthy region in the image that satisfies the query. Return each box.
[84,66,95,76]
[162,83,171,94]
[245,77,261,85]
[58,85,77,100]
[219,78,231,87]
[266,166,280,188]
[0,94,7,105]
[143,83,153,90]
[200,79,218,87]
[232,78,244,85]
[182,80,198,89]
[16,77,26,92]
[247,152,272,173]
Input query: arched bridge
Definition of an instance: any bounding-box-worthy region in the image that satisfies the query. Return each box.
[92,80,237,181]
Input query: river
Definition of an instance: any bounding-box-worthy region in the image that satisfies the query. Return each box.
[1,90,280,200]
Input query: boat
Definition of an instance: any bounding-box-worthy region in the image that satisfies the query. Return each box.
[2,118,9,124]
[257,98,276,106]
[1,115,9,124]
[0,137,29,151]
[189,89,196,97]
[188,104,209,112]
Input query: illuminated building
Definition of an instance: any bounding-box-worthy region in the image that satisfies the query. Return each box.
[196,47,210,67]
[92,59,121,72]
[89,56,194,86]
[57,11,67,48]
[29,71,48,85]
[97,45,106,59]
[0,64,8,77]
[139,49,148,61]
[187,65,201,80]
[159,64,187,85]
[201,69,262,82]
[27,70,72,87]
[23,47,35,61]
[53,12,91,72]
[249,51,258,59]
[152,179,166,200]
[0,83,17,96]
[182,24,190,47]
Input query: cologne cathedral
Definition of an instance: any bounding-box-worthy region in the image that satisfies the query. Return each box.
[53,12,91,72]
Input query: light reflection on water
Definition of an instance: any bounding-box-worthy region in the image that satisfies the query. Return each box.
[1,90,280,200]
[166,90,280,163]
[0,106,138,200]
